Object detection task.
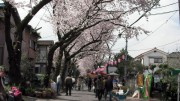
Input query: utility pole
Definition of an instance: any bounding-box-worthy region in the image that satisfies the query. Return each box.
[179,0,180,23]
[124,36,128,79]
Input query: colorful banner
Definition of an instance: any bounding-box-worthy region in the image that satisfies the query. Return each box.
[142,74,152,99]
[137,73,144,87]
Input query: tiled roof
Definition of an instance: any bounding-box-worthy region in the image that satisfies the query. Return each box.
[168,52,180,58]
[135,47,168,59]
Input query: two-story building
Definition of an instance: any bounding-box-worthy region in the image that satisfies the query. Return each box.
[135,47,168,66]
[35,40,54,74]
[0,3,41,72]
[135,48,168,83]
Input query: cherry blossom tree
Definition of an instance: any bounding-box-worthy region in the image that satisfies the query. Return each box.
[1,0,160,87]
[48,21,112,87]
[45,0,160,86]
[76,26,114,72]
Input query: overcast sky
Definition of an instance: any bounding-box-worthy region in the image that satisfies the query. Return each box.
[16,0,180,58]
[112,0,180,57]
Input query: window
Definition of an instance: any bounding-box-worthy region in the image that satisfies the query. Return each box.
[149,57,163,64]
[30,40,37,50]
[35,67,39,73]
[154,58,163,63]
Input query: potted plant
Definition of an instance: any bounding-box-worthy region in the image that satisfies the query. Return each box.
[34,90,42,98]
[42,90,47,98]
[25,87,35,97]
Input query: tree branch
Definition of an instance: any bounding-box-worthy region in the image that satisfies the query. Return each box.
[68,40,101,59]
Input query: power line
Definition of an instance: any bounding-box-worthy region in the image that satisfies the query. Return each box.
[144,11,177,39]
[149,10,179,16]
[152,2,178,9]
[157,39,180,48]
[110,0,161,50]
[112,11,178,52]
[35,9,47,29]
[45,5,53,18]
[114,11,175,51]
[128,39,180,51]
[129,11,177,47]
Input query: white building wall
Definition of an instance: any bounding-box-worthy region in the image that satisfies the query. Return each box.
[143,51,167,66]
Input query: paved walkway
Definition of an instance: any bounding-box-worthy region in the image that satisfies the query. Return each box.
[23,87,160,101]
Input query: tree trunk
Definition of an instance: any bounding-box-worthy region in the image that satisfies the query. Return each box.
[61,59,69,90]
[44,49,54,87]
[45,44,71,87]
[4,2,21,84]
[53,49,63,81]
[45,43,62,87]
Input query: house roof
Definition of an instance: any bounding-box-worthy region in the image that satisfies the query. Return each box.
[167,52,180,58]
[135,47,168,59]
[25,25,41,38]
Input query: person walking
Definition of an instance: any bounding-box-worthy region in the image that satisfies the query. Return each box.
[65,75,73,96]
[96,75,103,101]
[56,74,61,95]
[93,77,98,97]
[77,77,82,91]
[71,77,76,90]
[105,76,113,101]
[122,77,126,86]
[102,76,106,97]
[88,77,92,92]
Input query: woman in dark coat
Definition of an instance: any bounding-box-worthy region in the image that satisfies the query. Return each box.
[104,76,113,101]
[96,75,103,101]
[88,77,92,91]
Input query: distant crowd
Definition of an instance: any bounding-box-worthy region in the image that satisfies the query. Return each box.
[55,74,123,101]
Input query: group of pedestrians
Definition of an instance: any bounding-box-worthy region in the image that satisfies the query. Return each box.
[56,74,74,96]
[56,74,115,101]
[91,75,114,101]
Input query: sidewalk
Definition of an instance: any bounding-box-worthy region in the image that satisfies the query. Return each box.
[23,87,160,101]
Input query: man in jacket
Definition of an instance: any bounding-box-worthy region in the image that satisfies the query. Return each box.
[96,75,103,101]
[65,75,73,96]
